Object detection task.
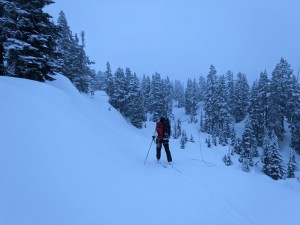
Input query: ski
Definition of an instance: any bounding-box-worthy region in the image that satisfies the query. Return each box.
[162,161,183,173]
[170,164,182,173]
[154,160,182,173]
[155,160,167,168]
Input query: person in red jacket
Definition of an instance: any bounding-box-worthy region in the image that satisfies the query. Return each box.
[155,117,172,164]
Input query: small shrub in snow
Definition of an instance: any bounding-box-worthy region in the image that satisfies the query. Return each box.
[223,153,233,166]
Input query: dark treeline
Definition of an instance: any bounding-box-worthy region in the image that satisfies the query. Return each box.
[1,1,299,180]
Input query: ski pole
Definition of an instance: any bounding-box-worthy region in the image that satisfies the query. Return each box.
[144,136,155,165]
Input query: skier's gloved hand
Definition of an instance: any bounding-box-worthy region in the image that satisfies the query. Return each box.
[152,136,156,140]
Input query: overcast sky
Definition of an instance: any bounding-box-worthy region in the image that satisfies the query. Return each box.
[45,0,300,84]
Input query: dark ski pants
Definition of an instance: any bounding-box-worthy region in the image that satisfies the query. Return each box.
[156,139,172,163]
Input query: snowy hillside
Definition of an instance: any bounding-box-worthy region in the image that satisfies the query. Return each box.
[0,75,299,225]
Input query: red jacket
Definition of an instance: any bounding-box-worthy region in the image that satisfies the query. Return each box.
[156,122,164,141]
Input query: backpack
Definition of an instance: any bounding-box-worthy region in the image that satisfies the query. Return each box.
[156,122,164,141]
[162,118,171,139]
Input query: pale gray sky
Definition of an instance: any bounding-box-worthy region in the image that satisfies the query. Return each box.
[45,0,300,83]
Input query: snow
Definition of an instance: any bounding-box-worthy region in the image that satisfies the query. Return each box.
[0,75,299,225]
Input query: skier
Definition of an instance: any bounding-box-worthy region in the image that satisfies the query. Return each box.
[153,117,173,164]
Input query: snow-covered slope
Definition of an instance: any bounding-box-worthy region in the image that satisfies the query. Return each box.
[0,75,299,225]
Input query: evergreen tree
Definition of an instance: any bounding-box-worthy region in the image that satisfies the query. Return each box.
[288,76,300,153]
[240,118,258,166]
[268,58,293,140]
[55,12,95,93]
[290,108,300,154]
[200,111,205,132]
[226,70,235,115]
[207,136,212,148]
[2,0,59,81]
[173,80,185,108]
[172,118,182,139]
[71,31,95,93]
[233,137,242,155]
[287,149,298,178]
[56,11,74,81]
[128,73,145,128]
[223,153,233,166]
[185,78,198,121]
[198,75,206,102]
[263,131,286,180]
[93,70,105,91]
[162,76,173,118]
[180,130,188,149]
[215,74,232,142]
[261,129,271,165]
[230,125,236,146]
[255,71,270,146]
[248,81,260,143]
[0,0,17,75]
[212,134,217,146]
[242,158,251,172]
[149,73,166,121]
[123,67,134,118]
[141,74,151,113]
[110,67,126,111]
[232,72,249,122]
[189,135,195,143]
[204,65,218,134]
[104,62,114,98]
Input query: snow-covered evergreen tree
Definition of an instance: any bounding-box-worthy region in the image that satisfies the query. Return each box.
[56,11,75,81]
[233,137,242,155]
[204,66,232,141]
[223,153,233,166]
[172,118,182,139]
[204,65,218,134]
[242,158,251,172]
[225,70,235,115]
[180,130,188,149]
[93,70,105,91]
[123,67,134,118]
[263,131,286,180]
[110,67,126,112]
[290,108,300,154]
[268,58,293,140]
[230,125,236,146]
[215,74,232,142]
[232,72,249,122]
[240,118,258,166]
[141,74,151,114]
[248,81,260,142]
[149,73,167,121]
[288,75,300,153]
[200,111,205,132]
[2,0,59,81]
[127,73,145,128]
[162,76,173,118]
[207,136,212,148]
[198,75,206,102]
[185,78,198,122]
[212,134,217,146]
[189,134,195,143]
[287,149,298,178]
[104,62,114,98]
[254,71,270,146]
[173,80,185,108]
[71,31,95,93]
